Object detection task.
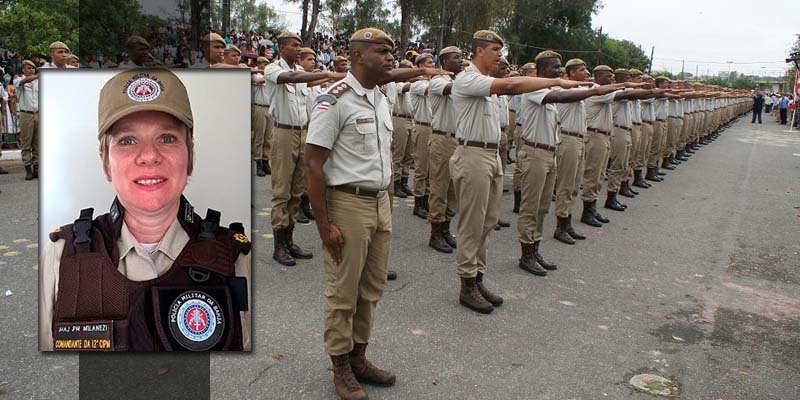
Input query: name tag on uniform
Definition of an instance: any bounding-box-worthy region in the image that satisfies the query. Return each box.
[53,320,114,351]
[356,118,375,124]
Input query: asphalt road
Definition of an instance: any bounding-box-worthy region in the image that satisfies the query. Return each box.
[2,113,799,399]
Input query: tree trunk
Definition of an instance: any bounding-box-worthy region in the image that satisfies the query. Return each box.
[399,0,412,53]
[300,0,309,38]
[306,0,321,44]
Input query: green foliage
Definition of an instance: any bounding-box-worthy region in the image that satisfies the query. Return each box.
[324,0,393,37]
[651,70,677,80]
[78,0,146,58]
[0,0,79,58]
[599,37,649,71]
[703,72,757,90]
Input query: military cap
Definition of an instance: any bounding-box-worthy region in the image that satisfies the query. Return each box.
[203,32,226,46]
[350,28,394,47]
[398,60,413,68]
[49,41,70,52]
[642,74,653,80]
[613,68,630,75]
[299,47,317,57]
[98,69,192,140]
[629,68,643,76]
[593,65,613,73]
[277,31,303,43]
[534,50,561,62]
[224,45,241,55]
[67,54,79,61]
[564,58,587,68]
[521,62,536,71]
[414,53,433,65]
[499,56,510,66]
[472,30,504,47]
[22,59,36,69]
[654,75,672,82]
[256,56,269,64]
[439,46,462,57]
[126,35,151,49]
[334,55,348,62]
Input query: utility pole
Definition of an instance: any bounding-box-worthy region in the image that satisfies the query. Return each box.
[438,0,445,55]
[680,59,685,80]
[595,27,603,66]
[648,46,654,73]
[695,64,699,81]
[222,0,230,33]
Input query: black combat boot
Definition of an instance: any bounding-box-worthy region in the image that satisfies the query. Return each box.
[442,219,457,249]
[633,170,650,188]
[619,182,636,198]
[32,164,38,179]
[605,191,626,211]
[553,216,576,245]
[532,241,557,270]
[580,201,602,227]
[24,165,34,181]
[428,222,453,254]
[459,277,494,313]
[256,160,266,177]
[400,176,412,196]
[475,272,503,306]
[662,157,676,170]
[393,180,407,198]
[272,228,295,266]
[412,197,428,219]
[565,215,586,240]
[286,224,313,260]
[645,167,663,182]
[296,208,309,224]
[591,200,610,223]
[519,242,547,276]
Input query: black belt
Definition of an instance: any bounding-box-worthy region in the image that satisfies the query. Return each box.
[515,123,522,127]
[632,122,642,126]
[559,130,583,139]
[19,110,37,114]
[642,121,653,125]
[587,128,610,136]
[669,116,682,120]
[457,139,498,149]
[392,113,411,119]
[613,124,632,131]
[656,118,666,122]
[522,140,555,153]
[415,121,431,127]
[253,104,269,107]
[274,123,307,131]
[330,185,387,198]
[432,130,456,138]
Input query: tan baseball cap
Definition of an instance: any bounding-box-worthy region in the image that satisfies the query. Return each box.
[98,69,193,140]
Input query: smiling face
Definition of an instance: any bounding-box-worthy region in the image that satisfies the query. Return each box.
[103,111,190,216]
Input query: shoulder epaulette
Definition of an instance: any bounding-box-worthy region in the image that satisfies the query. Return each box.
[329,82,351,98]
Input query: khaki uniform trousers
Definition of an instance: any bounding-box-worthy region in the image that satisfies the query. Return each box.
[251,104,272,161]
[450,146,502,278]
[581,131,611,201]
[323,190,391,355]
[18,111,39,167]
[607,126,632,193]
[391,116,415,182]
[665,117,681,156]
[512,123,523,192]
[681,114,693,147]
[647,120,667,168]
[499,126,509,173]
[628,123,642,178]
[555,134,584,218]
[636,122,653,170]
[506,111,516,150]
[428,133,458,223]
[412,124,432,197]
[270,126,307,229]
[518,145,556,243]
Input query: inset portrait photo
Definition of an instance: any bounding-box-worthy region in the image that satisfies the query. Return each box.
[38,68,252,352]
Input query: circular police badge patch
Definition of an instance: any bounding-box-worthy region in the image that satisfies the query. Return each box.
[364,32,373,40]
[168,290,225,351]
[126,76,161,102]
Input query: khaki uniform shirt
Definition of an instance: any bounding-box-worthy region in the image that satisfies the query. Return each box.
[655,98,669,120]
[40,62,77,69]
[39,218,251,351]
[519,88,558,146]
[409,80,432,124]
[556,87,589,136]
[612,96,633,129]
[251,72,270,106]
[264,57,310,126]
[641,98,656,122]
[306,72,393,190]
[632,99,643,124]
[14,75,38,112]
[669,99,682,117]
[393,83,412,116]
[585,85,618,132]
[452,64,500,143]
[429,75,457,133]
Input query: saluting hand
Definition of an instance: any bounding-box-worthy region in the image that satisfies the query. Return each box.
[319,223,345,265]
[421,68,454,77]
[556,78,593,89]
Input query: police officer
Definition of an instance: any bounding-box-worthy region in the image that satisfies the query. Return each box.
[385,60,416,198]
[512,62,537,214]
[119,36,154,68]
[41,41,77,68]
[191,33,225,68]
[15,60,39,180]
[265,32,344,266]
[252,56,272,177]
[451,30,588,314]
[427,46,463,253]
[489,58,512,230]
[39,68,251,351]
[66,54,80,67]
[223,44,241,66]
[409,52,434,219]
[552,58,625,245]
[305,28,447,400]
[333,55,349,73]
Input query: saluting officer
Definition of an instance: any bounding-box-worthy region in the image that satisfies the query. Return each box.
[15,60,40,180]
[191,33,225,68]
[41,41,77,69]
[409,52,435,219]
[119,36,155,68]
[512,62,537,214]
[252,56,272,176]
[305,28,447,400]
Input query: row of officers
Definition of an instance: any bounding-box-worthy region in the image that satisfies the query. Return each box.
[249,27,751,399]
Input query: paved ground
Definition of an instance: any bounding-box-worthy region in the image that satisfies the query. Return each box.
[1,114,799,399]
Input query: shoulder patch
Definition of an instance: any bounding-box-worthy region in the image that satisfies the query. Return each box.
[328,82,351,99]
[316,93,337,106]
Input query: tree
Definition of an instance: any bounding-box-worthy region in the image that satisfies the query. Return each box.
[0,0,79,58]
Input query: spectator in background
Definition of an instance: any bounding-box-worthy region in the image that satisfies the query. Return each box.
[751,92,764,124]
[778,94,790,125]
[764,93,773,113]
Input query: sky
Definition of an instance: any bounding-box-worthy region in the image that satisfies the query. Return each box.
[264,0,799,77]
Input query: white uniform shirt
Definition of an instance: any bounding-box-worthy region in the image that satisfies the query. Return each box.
[452,64,499,143]
[519,88,558,146]
[409,80,432,124]
[429,74,457,133]
[264,57,310,126]
[14,75,38,112]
